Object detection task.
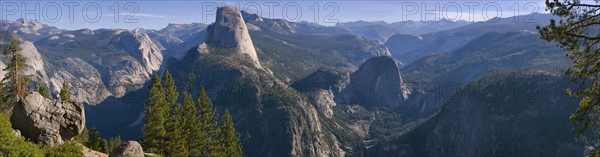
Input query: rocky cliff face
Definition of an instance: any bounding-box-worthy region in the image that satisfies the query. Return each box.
[20,41,49,84]
[0,61,6,80]
[293,56,411,118]
[34,29,165,103]
[204,6,261,68]
[340,56,409,107]
[49,58,111,105]
[293,67,352,118]
[119,32,164,74]
[0,34,49,85]
[10,92,85,147]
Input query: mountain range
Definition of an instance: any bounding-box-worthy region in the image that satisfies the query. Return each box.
[0,7,583,157]
[336,19,471,42]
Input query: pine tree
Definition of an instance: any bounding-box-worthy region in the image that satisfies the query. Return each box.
[182,92,201,155]
[37,82,51,99]
[164,103,188,157]
[59,80,71,102]
[539,1,600,151]
[142,75,167,155]
[74,127,89,144]
[100,138,109,153]
[139,76,246,156]
[220,109,243,157]
[0,37,28,112]
[108,135,122,153]
[87,127,103,152]
[196,87,221,156]
[162,70,179,106]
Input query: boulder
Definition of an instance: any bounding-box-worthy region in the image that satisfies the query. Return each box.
[109,141,144,157]
[10,92,85,147]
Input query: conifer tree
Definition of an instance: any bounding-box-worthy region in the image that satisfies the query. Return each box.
[0,37,28,112]
[108,135,122,153]
[162,70,178,106]
[100,138,109,153]
[196,87,221,156]
[182,92,201,155]
[37,82,51,99]
[162,70,187,156]
[142,75,167,154]
[87,127,103,152]
[59,80,71,102]
[74,127,89,144]
[220,109,243,157]
[164,103,188,157]
[140,76,246,156]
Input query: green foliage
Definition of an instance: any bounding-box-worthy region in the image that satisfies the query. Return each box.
[0,113,83,156]
[162,70,179,106]
[41,142,83,157]
[196,87,221,156]
[538,0,600,148]
[59,80,71,102]
[100,139,109,153]
[108,135,122,154]
[143,75,168,154]
[182,92,200,156]
[86,127,109,153]
[74,127,89,144]
[0,37,29,112]
[0,113,44,156]
[162,70,188,156]
[164,102,188,157]
[219,110,243,157]
[142,71,244,156]
[37,82,51,99]
[0,88,5,113]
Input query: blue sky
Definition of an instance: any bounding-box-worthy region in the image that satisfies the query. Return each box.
[0,0,550,30]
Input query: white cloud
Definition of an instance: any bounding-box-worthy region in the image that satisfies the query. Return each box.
[130,13,167,19]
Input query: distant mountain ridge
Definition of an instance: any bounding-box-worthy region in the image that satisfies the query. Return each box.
[385,13,557,63]
[336,19,471,42]
[1,18,63,42]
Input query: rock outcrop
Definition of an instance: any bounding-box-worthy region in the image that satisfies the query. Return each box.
[34,29,166,102]
[20,41,49,84]
[204,6,261,68]
[109,141,144,157]
[49,58,112,105]
[0,61,6,80]
[340,56,409,107]
[10,92,85,147]
[293,67,352,118]
[119,32,164,74]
